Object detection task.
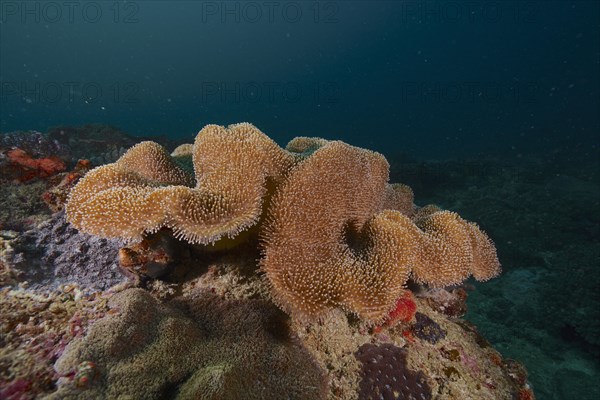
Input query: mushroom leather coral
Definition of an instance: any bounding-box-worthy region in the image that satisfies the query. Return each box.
[412,210,500,287]
[261,140,500,322]
[66,123,296,244]
[261,141,419,322]
[66,122,500,323]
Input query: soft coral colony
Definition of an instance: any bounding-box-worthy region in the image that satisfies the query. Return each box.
[65,122,501,323]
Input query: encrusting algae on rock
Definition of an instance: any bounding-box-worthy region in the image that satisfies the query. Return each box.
[0,122,536,399]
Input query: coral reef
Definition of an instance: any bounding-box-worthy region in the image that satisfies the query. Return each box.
[261,140,416,321]
[0,123,533,400]
[48,288,327,400]
[65,123,500,324]
[1,223,527,400]
[23,257,529,400]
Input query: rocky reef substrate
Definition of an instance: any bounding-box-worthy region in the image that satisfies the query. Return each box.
[0,125,545,399]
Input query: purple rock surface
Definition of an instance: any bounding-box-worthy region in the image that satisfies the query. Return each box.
[6,211,128,291]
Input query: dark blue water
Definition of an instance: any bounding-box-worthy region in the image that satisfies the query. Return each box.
[1,1,599,399]
[1,1,598,159]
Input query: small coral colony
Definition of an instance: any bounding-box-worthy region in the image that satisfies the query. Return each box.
[66,123,500,322]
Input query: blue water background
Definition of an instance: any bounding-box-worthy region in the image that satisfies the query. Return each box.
[1,0,598,159]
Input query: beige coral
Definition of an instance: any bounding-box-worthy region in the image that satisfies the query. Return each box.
[383,183,415,217]
[171,143,193,157]
[66,123,296,244]
[165,123,296,243]
[261,141,418,321]
[411,207,501,286]
[65,141,192,240]
[66,123,500,323]
[119,141,194,185]
[48,288,326,400]
[466,221,501,281]
[285,136,330,156]
[261,140,500,322]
